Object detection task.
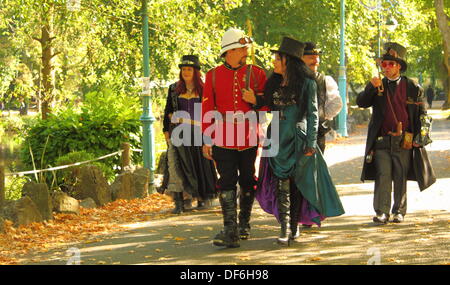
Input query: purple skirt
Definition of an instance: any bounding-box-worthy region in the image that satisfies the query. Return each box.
[256,156,325,226]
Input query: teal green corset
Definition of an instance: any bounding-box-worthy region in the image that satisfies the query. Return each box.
[267,78,318,179]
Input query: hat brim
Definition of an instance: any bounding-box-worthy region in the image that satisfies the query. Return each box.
[303,51,323,56]
[220,43,250,56]
[178,64,200,69]
[381,55,407,72]
[270,49,302,60]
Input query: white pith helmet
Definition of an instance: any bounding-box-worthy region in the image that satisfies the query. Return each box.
[220,28,253,56]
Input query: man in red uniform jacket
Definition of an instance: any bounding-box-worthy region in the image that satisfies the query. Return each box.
[202,28,267,248]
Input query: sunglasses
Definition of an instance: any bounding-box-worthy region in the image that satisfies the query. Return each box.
[381,61,398,68]
[222,37,253,49]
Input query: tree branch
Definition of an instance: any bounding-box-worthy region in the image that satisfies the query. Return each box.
[32,37,42,43]
[51,51,62,59]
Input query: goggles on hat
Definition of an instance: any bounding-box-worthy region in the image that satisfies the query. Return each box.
[303,48,322,55]
[221,36,253,49]
[381,61,397,68]
[181,60,196,65]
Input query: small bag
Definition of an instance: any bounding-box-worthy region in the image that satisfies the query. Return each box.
[401,131,413,150]
[413,114,433,147]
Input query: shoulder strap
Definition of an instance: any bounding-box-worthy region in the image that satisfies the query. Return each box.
[245,64,258,91]
[385,84,404,136]
[386,89,399,124]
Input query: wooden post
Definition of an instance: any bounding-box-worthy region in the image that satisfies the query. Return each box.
[122,142,131,170]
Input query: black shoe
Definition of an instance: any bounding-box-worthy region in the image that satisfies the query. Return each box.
[197,200,206,209]
[171,192,184,214]
[290,225,300,241]
[213,231,226,247]
[156,186,166,194]
[277,222,291,246]
[373,213,389,224]
[213,230,240,248]
[392,213,404,223]
[277,236,290,246]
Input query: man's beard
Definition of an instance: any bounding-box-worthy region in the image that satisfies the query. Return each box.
[310,64,318,72]
[239,56,247,66]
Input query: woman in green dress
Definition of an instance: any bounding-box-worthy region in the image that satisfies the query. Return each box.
[256,37,345,245]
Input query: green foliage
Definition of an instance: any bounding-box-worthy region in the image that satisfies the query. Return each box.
[1,0,444,100]
[19,87,142,179]
[5,176,29,201]
[0,115,26,134]
[1,0,447,172]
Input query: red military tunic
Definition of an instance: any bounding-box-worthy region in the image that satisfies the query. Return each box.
[202,63,267,150]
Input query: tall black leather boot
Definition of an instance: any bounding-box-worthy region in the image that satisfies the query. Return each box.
[289,181,301,241]
[238,187,255,240]
[213,190,240,248]
[277,179,291,246]
[171,192,184,214]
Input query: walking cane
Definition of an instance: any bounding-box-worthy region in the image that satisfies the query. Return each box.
[375,58,384,96]
[246,19,256,66]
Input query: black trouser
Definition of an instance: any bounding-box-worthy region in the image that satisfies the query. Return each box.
[212,146,258,191]
[317,123,329,154]
[373,136,412,216]
[213,146,258,238]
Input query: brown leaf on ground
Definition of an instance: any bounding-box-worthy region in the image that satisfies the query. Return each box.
[0,193,173,265]
[237,256,251,261]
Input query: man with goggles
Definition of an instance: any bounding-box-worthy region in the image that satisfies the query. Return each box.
[357,42,435,225]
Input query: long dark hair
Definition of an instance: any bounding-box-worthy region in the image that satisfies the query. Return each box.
[175,68,204,95]
[264,52,316,104]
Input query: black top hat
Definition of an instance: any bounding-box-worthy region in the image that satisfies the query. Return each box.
[381,42,407,72]
[303,42,322,56]
[271,37,305,60]
[178,55,201,70]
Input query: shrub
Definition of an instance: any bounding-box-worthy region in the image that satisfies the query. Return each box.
[19,88,142,182]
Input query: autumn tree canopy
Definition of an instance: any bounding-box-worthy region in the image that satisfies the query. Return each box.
[0,0,448,118]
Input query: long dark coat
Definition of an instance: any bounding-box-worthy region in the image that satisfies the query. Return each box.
[356,76,436,191]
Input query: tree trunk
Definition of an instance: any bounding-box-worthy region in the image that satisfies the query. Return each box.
[39,4,56,119]
[41,101,50,120]
[434,0,450,109]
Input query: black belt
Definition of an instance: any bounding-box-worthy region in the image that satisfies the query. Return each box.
[374,135,402,150]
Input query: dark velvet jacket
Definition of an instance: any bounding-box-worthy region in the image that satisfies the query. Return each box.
[356,76,436,191]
